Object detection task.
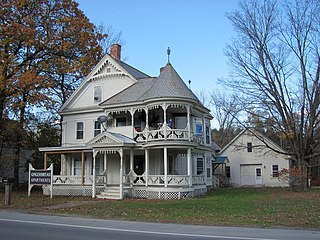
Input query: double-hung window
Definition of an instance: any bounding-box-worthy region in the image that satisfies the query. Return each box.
[197,157,204,175]
[76,122,84,140]
[247,142,252,152]
[94,86,102,103]
[272,165,279,177]
[94,121,102,137]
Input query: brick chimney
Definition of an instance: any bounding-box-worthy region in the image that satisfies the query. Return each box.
[110,44,121,61]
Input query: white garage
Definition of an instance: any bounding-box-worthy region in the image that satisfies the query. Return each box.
[240,164,262,186]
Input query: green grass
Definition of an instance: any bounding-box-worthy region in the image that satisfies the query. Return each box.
[1,188,320,228]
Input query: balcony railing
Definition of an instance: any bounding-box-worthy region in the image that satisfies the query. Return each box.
[134,124,191,142]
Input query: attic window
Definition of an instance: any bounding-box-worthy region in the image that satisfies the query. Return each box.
[94,86,102,103]
[247,142,252,152]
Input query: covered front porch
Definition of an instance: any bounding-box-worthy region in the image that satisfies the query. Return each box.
[41,133,210,199]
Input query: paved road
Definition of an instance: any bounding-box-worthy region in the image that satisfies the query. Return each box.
[0,211,319,240]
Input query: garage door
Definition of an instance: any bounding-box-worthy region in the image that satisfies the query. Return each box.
[240,164,262,186]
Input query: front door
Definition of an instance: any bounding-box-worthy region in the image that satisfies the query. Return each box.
[106,154,120,185]
[255,167,262,185]
[134,155,145,175]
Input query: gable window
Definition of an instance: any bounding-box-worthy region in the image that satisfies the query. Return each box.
[94,86,102,103]
[94,121,102,137]
[116,117,126,127]
[247,142,252,152]
[225,166,231,178]
[272,165,279,177]
[197,157,204,175]
[76,122,84,139]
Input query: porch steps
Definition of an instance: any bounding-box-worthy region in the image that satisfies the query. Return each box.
[96,186,120,199]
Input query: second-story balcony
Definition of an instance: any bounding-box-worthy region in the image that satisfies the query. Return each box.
[104,102,211,145]
[134,123,189,142]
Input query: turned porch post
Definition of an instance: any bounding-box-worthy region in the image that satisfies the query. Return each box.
[145,148,149,186]
[81,151,85,186]
[187,148,192,186]
[163,103,167,140]
[92,151,96,198]
[164,147,168,187]
[187,106,191,141]
[119,149,123,199]
[145,107,149,142]
[130,149,134,187]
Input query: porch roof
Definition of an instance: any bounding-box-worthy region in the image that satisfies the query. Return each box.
[213,156,229,164]
[39,146,92,153]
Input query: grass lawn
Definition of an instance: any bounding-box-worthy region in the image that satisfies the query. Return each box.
[1,187,319,228]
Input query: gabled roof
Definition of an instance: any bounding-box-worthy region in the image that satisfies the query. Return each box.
[100,77,155,106]
[119,61,150,79]
[219,128,286,155]
[100,63,202,107]
[59,54,144,112]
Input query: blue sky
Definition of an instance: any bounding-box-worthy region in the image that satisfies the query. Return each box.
[76,0,239,95]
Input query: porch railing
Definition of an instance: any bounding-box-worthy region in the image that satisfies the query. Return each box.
[52,175,105,185]
[123,170,205,186]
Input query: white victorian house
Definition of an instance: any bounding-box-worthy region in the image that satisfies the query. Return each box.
[40,44,216,199]
[216,129,290,187]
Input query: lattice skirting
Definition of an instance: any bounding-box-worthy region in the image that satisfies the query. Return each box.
[132,185,207,200]
[43,185,105,196]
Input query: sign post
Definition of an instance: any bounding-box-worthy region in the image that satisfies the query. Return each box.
[28,163,53,198]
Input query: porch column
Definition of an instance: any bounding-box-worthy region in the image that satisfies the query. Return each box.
[164,147,168,187]
[92,151,96,198]
[61,154,67,175]
[163,103,167,140]
[130,108,135,137]
[44,152,47,169]
[104,152,107,186]
[145,107,149,142]
[187,148,192,187]
[81,151,85,186]
[119,149,123,199]
[187,106,191,141]
[130,149,134,187]
[145,148,149,186]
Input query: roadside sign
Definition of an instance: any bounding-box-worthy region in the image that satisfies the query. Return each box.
[28,163,53,198]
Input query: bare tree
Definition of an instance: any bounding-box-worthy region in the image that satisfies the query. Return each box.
[223,0,320,190]
[208,91,245,147]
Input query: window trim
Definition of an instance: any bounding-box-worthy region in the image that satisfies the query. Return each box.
[76,121,84,140]
[197,157,204,175]
[93,86,102,103]
[272,164,279,177]
[247,142,253,152]
[94,120,102,137]
[225,166,231,178]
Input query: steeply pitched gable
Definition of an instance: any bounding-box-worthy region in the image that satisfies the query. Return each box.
[59,54,149,113]
[219,128,286,155]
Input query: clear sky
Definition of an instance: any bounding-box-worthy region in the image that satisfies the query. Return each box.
[76,0,239,95]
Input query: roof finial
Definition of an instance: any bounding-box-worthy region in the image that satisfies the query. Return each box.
[188,79,191,88]
[167,47,171,63]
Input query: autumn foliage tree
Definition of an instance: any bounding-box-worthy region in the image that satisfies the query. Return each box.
[223,0,320,190]
[0,0,110,186]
